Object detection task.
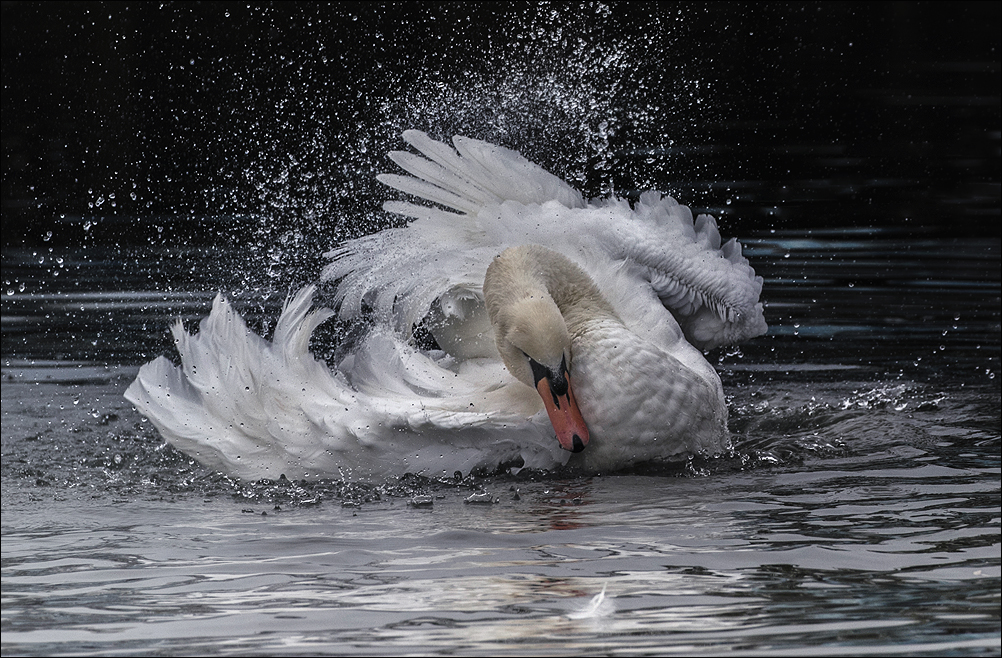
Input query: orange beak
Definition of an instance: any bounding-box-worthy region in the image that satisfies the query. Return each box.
[536,372,589,453]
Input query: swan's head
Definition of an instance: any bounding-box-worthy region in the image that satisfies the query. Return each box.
[493,296,570,385]
[487,287,590,454]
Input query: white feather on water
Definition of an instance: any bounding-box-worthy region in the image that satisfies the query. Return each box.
[567,583,615,620]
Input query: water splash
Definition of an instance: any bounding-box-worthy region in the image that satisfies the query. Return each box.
[376,3,699,197]
[172,4,705,293]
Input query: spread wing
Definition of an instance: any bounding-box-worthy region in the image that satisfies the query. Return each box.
[323,131,766,350]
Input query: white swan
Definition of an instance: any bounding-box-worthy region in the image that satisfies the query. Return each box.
[125,131,767,481]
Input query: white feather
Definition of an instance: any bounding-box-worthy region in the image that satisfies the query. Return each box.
[567,584,616,620]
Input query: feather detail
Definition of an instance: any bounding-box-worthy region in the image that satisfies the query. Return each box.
[324,131,766,350]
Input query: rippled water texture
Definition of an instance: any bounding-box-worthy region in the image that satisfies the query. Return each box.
[3,3,1000,656]
[3,233,999,656]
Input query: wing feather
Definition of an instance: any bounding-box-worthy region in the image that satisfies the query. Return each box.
[324,131,766,349]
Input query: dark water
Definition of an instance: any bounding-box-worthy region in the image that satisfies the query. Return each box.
[3,233,999,656]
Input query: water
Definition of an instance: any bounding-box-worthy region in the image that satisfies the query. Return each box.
[3,3,999,654]
[3,233,999,656]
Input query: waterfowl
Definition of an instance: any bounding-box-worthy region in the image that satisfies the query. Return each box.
[125,131,766,481]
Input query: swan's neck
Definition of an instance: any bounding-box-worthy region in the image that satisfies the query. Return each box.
[542,264,620,339]
[484,245,620,341]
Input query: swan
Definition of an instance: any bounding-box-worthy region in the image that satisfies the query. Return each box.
[125,131,767,481]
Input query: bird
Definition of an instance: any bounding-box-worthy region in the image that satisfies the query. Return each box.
[125,130,767,482]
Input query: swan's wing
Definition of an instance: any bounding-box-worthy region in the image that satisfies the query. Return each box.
[379,129,585,212]
[324,222,497,335]
[324,130,586,334]
[323,134,530,331]
[325,131,766,350]
[125,286,564,481]
[125,287,346,479]
[601,191,767,350]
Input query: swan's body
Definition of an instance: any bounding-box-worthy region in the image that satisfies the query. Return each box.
[125,131,766,481]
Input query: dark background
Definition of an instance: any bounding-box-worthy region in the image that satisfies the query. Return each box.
[3,1,1000,257]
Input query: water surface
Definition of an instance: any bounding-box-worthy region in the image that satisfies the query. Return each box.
[3,3,1000,654]
[3,232,999,656]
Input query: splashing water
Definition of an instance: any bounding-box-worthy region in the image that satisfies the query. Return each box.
[184,4,705,294]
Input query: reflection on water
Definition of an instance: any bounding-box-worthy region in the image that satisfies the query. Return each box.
[2,231,999,655]
[2,464,999,654]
